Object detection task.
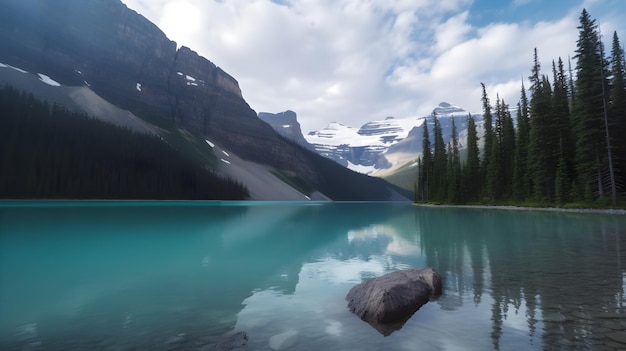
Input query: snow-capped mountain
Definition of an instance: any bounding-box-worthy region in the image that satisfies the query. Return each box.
[305,117,421,173]
[303,102,472,174]
[431,101,467,116]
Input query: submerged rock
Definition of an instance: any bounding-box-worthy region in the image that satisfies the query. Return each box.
[213,331,248,351]
[346,267,442,335]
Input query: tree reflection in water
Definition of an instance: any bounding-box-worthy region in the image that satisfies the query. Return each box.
[415,207,626,350]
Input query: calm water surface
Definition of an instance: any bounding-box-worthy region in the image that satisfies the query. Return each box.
[1,201,625,350]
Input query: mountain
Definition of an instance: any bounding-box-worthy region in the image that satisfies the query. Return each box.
[255,102,477,190]
[258,110,315,151]
[385,103,475,165]
[0,0,411,201]
[305,117,420,174]
[300,102,472,177]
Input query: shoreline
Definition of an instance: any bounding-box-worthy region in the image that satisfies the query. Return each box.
[414,203,626,215]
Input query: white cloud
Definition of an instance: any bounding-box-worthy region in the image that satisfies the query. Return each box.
[160,1,202,41]
[435,11,472,54]
[121,0,625,133]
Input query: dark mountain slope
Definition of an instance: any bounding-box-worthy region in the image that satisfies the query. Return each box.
[0,86,248,199]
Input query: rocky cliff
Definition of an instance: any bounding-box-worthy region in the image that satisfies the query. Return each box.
[258,110,315,151]
[0,0,174,114]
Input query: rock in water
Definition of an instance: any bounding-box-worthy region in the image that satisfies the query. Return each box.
[345,267,442,335]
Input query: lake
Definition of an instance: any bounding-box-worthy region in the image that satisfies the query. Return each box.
[1,201,625,350]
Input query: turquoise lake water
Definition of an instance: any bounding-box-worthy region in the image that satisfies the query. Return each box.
[1,201,625,350]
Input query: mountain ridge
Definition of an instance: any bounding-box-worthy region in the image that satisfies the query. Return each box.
[302,102,471,174]
[259,102,479,190]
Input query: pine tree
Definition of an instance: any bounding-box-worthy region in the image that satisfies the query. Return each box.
[501,99,516,200]
[568,57,576,111]
[417,120,432,202]
[552,57,576,202]
[463,114,481,202]
[513,82,531,201]
[572,9,612,201]
[446,143,455,202]
[609,31,626,194]
[447,118,462,203]
[432,113,448,202]
[486,95,504,201]
[528,49,556,202]
[481,83,495,200]
[413,160,422,203]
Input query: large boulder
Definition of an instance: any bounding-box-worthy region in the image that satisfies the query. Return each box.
[346,267,442,335]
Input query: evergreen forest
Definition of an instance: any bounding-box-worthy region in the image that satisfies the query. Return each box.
[415,9,626,207]
[0,85,249,200]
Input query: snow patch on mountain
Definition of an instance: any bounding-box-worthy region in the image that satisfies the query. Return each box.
[306,122,361,145]
[347,161,378,175]
[305,118,422,148]
[1,63,28,73]
[37,74,61,86]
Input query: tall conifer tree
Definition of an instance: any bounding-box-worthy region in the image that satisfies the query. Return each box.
[552,58,576,202]
[432,114,448,202]
[513,82,531,201]
[609,31,626,192]
[417,120,432,201]
[528,49,556,202]
[447,118,462,203]
[487,95,504,201]
[464,114,481,202]
[573,9,611,200]
[480,83,495,200]
[501,99,516,200]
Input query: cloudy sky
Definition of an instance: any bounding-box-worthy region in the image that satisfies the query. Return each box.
[121,0,626,133]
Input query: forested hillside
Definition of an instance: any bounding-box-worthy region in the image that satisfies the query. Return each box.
[415,9,626,207]
[0,85,249,199]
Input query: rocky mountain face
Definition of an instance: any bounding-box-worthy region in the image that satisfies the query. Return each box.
[0,0,259,151]
[0,0,410,201]
[0,0,176,115]
[258,111,315,151]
